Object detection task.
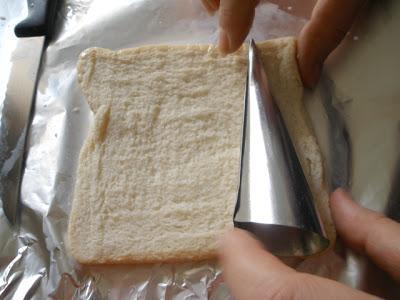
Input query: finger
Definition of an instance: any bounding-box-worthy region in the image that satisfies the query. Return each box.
[208,0,220,11]
[201,0,219,14]
[219,229,375,299]
[219,229,294,299]
[218,0,258,54]
[297,0,366,87]
[219,228,293,278]
[331,188,400,281]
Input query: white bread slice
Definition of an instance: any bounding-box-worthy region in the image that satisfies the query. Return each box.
[68,37,334,264]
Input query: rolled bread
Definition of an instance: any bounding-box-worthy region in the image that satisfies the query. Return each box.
[68,37,334,264]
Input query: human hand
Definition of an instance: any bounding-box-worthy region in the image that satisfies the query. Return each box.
[219,188,400,299]
[201,0,366,87]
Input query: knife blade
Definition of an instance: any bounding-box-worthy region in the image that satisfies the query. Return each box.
[0,0,60,225]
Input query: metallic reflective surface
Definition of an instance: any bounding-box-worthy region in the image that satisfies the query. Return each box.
[235,40,329,256]
[0,36,44,225]
[0,0,399,298]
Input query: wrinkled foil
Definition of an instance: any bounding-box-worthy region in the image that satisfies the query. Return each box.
[1,0,399,299]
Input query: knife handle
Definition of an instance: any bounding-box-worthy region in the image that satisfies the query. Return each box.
[14,0,61,38]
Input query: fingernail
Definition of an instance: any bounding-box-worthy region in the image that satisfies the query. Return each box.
[219,29,231,54]
[336,187,351,197]
[207,0,218,10]
[331,187,353,207]
[202,0,217,15]
[202,0,214,15]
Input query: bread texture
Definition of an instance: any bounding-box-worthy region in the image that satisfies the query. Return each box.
[68,37,334,264]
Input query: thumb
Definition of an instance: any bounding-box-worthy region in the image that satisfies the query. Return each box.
[219,229,378,300]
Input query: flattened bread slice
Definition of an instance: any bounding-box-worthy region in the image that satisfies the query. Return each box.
[68,38,334,264]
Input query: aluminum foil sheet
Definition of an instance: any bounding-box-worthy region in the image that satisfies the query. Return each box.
[1,0,399,299]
